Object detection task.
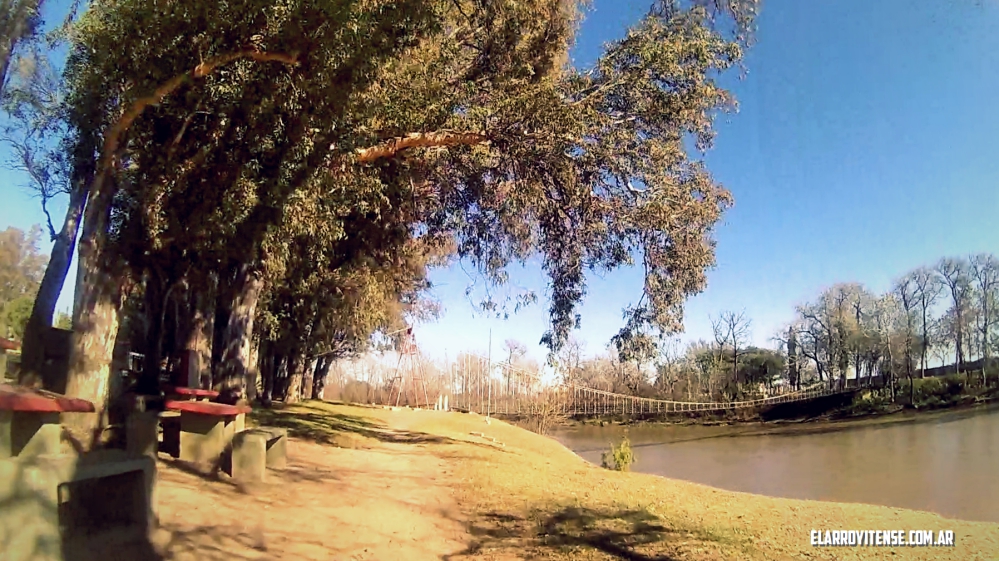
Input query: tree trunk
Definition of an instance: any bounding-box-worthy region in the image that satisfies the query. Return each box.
[19,184,88,387]
[271,353,288,400]
[61,146,125,449]
[284,350,303,404]
[183,273,216,388]
[258,340,275,405]
[301,357,317,402]
[63,251,124,448]
[311,354,333,400]
[213,264,264,403]
[246,339,260,403]
[139,274,167,395]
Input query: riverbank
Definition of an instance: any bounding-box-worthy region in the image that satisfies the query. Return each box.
[104,400,998,559]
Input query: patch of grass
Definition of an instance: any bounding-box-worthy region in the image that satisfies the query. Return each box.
[601,436,636,472]
[248,400,460,449]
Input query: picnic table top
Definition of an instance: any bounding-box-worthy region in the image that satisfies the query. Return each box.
[163,386,220,398]
[0,383,96,413]
[164,400,251,416]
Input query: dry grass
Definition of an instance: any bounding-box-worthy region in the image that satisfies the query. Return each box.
[245,401,999,561]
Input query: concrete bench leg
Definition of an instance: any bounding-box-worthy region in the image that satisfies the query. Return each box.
[126,411,159,459]
[265,432,287,470]
[178,413,225,465]
[1,410,62,459]
[229,431,266,482]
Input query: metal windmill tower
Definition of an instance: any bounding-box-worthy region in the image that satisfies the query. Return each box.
[388,327,431,408]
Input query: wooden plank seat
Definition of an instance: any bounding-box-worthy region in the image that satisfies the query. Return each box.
[162,385,219,401]
[0,383,95,459]
[226,427,287,482]
[163,400,250,465]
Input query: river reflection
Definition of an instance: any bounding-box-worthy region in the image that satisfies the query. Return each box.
[553,407,999,522]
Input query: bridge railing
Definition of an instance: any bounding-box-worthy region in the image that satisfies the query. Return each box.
[446,381,853,417]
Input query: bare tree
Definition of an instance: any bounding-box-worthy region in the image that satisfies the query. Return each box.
[969,253,999,383]
[654,337,683,397]
[936,257,973,379]
[893,276,919,404]
[503,338,527,395]
[871,293,901,399]
[910,267,942,376]
[555,336,584,386]
[711,310,751,394]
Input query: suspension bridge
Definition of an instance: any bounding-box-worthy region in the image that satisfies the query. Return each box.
[381,332,860,419]
[445,382,860,418]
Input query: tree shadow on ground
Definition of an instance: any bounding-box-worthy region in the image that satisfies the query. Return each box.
[447,507,736,561]
[249,401,471,448]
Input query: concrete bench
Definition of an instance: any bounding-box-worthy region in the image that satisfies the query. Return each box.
[163,400,250,465]
[0,386,157,561]
[0,449,157,561]
[226,427,287,482]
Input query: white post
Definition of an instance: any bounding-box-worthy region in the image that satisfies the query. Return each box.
[444,394,449,411]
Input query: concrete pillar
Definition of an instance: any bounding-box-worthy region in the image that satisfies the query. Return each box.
[126,410,160,459]
[0,411,62,459]
[229,431,266,482]
[178,413,225,465]
[177,349,200,388]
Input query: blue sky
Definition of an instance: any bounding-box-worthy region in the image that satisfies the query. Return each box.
[2,0,998,366]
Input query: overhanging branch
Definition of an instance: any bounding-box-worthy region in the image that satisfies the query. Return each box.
[354,130,490,163]
[79,50,300,256]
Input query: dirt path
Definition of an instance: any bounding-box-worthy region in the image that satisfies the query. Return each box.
[144,417,472,560]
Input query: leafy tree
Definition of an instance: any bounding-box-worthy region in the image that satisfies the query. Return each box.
[53,309,70,329]
[0,225,46,340]
[0,0,44,93]
[28,0,755,443]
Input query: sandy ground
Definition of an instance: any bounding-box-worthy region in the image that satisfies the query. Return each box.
[145,433,471,560]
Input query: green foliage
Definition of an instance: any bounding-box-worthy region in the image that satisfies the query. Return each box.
[56,0,755,372]
[0,225,46,339]
[0,295,33,339]
[54,311,71,329]
[601,436,636,472]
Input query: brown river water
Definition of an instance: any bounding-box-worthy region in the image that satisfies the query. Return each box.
[553,406,999,523]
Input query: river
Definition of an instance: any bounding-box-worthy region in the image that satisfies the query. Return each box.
[553,406,999,523]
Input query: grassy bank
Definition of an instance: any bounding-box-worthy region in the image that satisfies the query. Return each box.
[252,401,999,560]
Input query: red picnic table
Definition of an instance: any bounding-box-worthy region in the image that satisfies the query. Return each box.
[0,383,95,459]
[161,385,220,401]
[162,399,251,464]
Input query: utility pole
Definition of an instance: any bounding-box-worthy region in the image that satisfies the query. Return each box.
[487,329,492,418]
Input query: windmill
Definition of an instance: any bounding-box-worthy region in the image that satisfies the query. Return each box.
[387,326,431,408]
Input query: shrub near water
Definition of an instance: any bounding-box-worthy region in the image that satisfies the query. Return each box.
[601,436,636,472]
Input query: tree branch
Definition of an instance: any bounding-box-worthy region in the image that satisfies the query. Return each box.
[354,130,489,163]
[102,50,300,169]
[79,50,300,258]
